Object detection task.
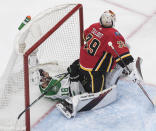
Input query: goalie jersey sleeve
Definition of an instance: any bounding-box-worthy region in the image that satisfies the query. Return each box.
[80,23,133,72]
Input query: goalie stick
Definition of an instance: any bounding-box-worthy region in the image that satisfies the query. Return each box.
[108,42,155,107]
[136,57,143,80]
[135,57,156,105]
[17,72,69,120]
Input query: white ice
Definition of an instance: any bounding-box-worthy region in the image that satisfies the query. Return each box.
[0,0,156,130]
[32,80,156,131]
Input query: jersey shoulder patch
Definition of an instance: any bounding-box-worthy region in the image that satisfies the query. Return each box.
[114,31,121,36]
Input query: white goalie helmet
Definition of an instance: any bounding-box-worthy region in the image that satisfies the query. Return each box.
[100,10,116,28]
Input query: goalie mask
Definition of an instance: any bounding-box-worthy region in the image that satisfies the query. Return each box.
[100,10,116,28]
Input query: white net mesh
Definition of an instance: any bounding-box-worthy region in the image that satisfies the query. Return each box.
[0,4,82,131]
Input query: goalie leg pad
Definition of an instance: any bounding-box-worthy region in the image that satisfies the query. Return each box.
[70,81,85,96]
[56,103,72,119]
[57,85,117,118]
[77,85,117,112]
[105,64,124,88]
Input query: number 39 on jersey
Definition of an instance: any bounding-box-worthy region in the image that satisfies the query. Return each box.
[84,34,100,56]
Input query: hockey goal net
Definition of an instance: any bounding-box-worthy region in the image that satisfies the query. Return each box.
[0,4,83,131]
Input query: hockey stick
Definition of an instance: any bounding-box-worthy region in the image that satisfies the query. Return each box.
[108,42,155,106]
[17,72,69,120]
[136,57,143,80]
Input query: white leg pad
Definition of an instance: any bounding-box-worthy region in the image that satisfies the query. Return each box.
[71,85,117,117]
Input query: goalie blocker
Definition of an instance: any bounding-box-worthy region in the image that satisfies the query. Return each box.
[56,85,117,118]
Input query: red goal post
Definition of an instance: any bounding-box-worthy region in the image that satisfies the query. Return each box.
[23,4,84,131]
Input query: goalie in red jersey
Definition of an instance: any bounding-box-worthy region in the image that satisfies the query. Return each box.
[79,10,134,93]
[56,10,134,118]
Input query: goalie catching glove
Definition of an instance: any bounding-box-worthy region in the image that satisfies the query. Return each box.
[67,59,80,82]
[67,59,85,96]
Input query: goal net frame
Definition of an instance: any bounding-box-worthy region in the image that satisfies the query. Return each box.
[23,4,84,131]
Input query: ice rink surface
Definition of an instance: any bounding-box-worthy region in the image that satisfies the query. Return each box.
[0,0,156,130]
[32,80,156,131]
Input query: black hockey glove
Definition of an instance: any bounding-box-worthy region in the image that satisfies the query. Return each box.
[67,59,80,82]
[39,69,44,76]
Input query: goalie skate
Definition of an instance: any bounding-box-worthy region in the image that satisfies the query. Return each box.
[56,103,72,119]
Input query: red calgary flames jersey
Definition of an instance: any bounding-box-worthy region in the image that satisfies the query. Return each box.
[80,23,131,72]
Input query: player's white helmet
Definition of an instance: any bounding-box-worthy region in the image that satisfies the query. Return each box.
[100,10,116,28]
